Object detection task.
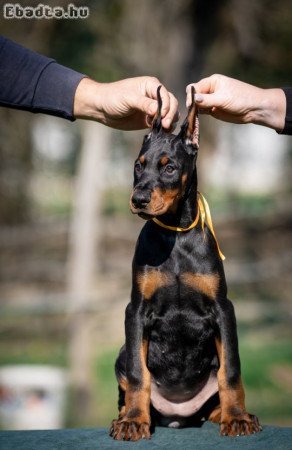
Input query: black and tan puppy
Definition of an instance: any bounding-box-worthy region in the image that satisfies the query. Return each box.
[110,87,261,441]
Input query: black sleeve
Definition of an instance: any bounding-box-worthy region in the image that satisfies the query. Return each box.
[0,36,86,121]
[279,88,292,135]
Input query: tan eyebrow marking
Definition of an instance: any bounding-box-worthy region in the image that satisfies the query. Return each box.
[139,155,145,164]
[160,156,169,166]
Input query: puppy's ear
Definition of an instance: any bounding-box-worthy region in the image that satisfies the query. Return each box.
[177,86,199,155]
[152,85,162,133]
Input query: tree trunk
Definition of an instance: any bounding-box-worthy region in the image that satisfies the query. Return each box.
[67,121,110,426]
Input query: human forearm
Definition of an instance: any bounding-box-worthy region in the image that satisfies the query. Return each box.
[249,87,286,132]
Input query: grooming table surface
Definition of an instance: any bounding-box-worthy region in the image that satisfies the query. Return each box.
[1,422,292,450]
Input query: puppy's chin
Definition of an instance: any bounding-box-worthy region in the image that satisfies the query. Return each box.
[130,206,155,220]
[130,202,173,220]
[133,208,170,220]
[137,212,155,220]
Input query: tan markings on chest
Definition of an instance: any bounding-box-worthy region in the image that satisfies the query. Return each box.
[181,272,220,300]
[137,270,172,300]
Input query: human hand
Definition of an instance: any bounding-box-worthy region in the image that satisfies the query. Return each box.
[186,74,286,132]
[74,76,179,131]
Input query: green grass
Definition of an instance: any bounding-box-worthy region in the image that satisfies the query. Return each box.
[95,346,120,427]
[0,338,67,367]
[240,341,292,389]
[239,338,292,423]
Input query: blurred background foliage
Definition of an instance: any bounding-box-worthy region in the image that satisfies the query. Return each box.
[0,0,291,429]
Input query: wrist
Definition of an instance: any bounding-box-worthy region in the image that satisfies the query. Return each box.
[73,77,106,122]
[251,88,286,131]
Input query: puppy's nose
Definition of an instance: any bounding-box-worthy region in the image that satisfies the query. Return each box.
[132,190,151,209]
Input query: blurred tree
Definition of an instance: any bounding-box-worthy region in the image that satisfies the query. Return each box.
[0,110,31,224]
[67,121,110,426]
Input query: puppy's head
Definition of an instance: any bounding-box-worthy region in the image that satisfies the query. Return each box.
[130,86,199,219]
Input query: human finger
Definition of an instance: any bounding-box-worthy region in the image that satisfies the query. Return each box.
[161,92,179,129]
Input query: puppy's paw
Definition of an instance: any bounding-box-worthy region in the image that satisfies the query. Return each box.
[220,413,262,436]
[109,418,151,441]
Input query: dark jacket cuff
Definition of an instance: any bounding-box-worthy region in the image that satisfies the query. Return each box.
[278,88,292,135]
[32,62,86,121]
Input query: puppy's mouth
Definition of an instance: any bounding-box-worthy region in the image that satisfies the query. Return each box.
[129,200,169,219]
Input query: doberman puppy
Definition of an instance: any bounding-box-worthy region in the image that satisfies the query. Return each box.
[109,86,261,441]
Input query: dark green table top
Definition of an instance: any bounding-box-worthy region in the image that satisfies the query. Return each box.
[1,422,292,450]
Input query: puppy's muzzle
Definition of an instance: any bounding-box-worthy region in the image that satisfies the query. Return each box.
[131,189,151,210]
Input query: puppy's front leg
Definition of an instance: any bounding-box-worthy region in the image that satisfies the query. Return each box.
[111,302,151,441]
[215,299,261,436]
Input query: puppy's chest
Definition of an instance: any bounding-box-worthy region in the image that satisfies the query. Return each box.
[135,228,221,302]
[136,264,220,303]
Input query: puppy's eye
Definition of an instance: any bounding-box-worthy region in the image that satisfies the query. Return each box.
[165,165,175,174]
[135,162,143,173]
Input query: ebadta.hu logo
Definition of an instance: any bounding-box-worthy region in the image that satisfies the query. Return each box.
[3,3,89,19]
